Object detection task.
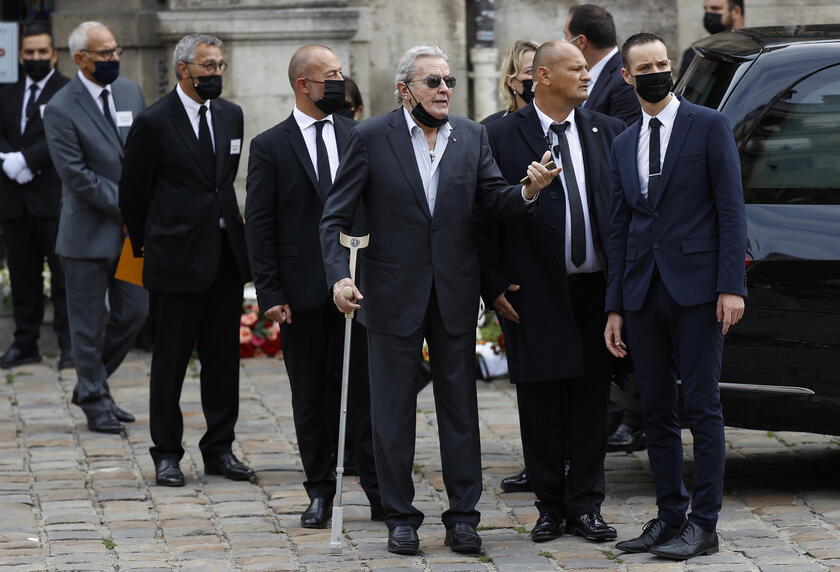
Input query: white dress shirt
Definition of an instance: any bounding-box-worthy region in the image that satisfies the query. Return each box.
[403,106,452,215]
[77,70,119,130]
[176,83,215,151]
[582,46,618,108]
[637,94,680,199]
[533,102,600,274]
[293,106,339,184]
[20,68,54,134]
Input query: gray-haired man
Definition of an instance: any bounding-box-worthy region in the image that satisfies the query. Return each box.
[119,34,253,487]
[320,45,559,555]
[44,21,147,434]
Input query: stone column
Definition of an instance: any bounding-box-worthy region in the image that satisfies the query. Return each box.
[470,46,499,122]
[51,0,167,100]
[159,0,360,201]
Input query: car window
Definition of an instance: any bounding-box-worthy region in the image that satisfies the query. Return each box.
[742,64,840,204]
[677,56,743,109]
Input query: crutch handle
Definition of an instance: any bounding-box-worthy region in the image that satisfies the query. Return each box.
[342,286,354,300]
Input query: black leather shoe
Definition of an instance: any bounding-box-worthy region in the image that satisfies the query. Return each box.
[388,524,419,555]
[370,504,385,522]
[650,522,719,560]
[565,512,617,541]
[85,410,124,434]
[530,513,563,542]
[500,469,531,493]
[112,404,135,423]
[607,423,646,452]
[57,353,74,370]
[615,518,682,553]
[445,522,482,554]
[204,452,255,481]
[155,459,185,487]
[0,346,41,369]
[300,497,332,528]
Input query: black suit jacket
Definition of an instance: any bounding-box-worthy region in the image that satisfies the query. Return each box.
[119,88,251,293]
[583,51,641,127]
[0,70,70,221]
[245,112,359,312]
[320,108,536,338]
[479,104,624,383]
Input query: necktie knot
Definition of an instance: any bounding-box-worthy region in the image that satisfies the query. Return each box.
[549,121,570,137]
[199,105,208,117]
[314,119,328,134]
[649,117,662,130]
[29,84,39,96]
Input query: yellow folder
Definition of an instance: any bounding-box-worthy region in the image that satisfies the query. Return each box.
[115,237,144,286]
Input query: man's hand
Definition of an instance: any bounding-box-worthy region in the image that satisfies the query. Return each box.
[2,152,26,180]
[493,283,520,324]
[14,167,33,185]
[522,150,562,199]
[604,312,628,358]
[332,277,363,314]
[265,304,292,325]
[716,293,745,335]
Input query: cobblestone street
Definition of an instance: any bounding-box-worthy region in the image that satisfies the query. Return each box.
[1,353,840,571]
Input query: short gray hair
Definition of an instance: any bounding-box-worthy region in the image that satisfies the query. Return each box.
[68,21,106,55]
[393,45,449,104]
[173,34,223,79]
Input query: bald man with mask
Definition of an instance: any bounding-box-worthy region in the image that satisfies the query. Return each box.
[478,41,625,543]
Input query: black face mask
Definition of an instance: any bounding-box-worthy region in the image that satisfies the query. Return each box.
[92,60,119,85]
[632,70,673,103]
[191,74,223,100]
[514,79,535,104]
[312,79,349,115]
[334,106,355,119]
[406,84,448,128]
[23,59,52,82]
[703,12,728,34]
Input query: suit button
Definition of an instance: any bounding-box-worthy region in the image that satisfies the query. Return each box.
[549,192,558,199]
[653,212,660,219]
[553,260,559,266]
[654,243,660,249]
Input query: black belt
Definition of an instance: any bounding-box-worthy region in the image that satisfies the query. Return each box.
[567,271,602,283]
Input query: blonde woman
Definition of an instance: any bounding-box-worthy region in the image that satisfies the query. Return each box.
[481,39,539,124]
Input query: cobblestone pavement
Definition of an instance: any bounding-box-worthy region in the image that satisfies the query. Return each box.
[1,352,840,571]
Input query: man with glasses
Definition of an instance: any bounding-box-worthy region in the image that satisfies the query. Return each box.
[119,34,254,488]
[44,21,147,434]
[321,45,559,556]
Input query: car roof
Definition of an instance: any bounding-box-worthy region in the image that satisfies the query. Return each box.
[693,24,840,60]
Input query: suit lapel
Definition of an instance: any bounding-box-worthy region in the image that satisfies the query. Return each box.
[516,104,550,159]
[168,90,214,187]
[575,108,601,201]
[584,51,621,111]
[210,98,227,185]
[12,80,25,137]
[387,109,431,220]
[72,77,123,155]
[285,117,320,198]
[23,72,63,137]
[433,121,462,218]
[619,121,646,208]
[653,99,693,210]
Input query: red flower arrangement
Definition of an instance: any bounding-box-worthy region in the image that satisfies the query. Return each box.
[240,303,282,358]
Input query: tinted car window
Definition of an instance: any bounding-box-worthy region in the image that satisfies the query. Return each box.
[742,64,840,204]
[678,56,743,109]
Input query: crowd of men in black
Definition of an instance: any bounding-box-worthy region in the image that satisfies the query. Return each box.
[0,0,747,562]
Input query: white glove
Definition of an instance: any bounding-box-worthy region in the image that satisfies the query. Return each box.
[2,152,26,180]
[14,167,33,185]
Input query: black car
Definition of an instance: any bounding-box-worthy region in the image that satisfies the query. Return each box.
[673,25,840,436]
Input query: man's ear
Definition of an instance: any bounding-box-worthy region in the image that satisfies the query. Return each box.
[620,67,634,87]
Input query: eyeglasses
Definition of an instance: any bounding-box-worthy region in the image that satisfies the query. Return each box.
[82,46,123,60]
[406,75,457,89]
[188,61,228,73]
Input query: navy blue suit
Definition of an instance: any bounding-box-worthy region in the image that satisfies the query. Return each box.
[606,96,746,531]
[583,51,641,126]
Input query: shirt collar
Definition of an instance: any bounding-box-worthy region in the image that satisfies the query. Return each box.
[24,67,55,92]
[77,69,112,100]
[641,93,680,129]
[176,83,210,118]
[294,106,333,130]
[402,105,452,138]
[587,47,618,84]
[533,101,577,139]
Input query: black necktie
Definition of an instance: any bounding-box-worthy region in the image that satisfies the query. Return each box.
[314,120,332,197]
[100,89,120,140]
[24,84,39,126]
[198,105,216,184]
[550,121,587,268]
[648,117,662,205]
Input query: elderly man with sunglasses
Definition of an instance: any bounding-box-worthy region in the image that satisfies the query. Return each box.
[321,45,559,556]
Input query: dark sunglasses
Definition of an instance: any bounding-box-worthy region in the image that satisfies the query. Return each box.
[407,75,457,89]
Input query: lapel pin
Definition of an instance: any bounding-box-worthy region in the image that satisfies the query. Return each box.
[592,127,599,133]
